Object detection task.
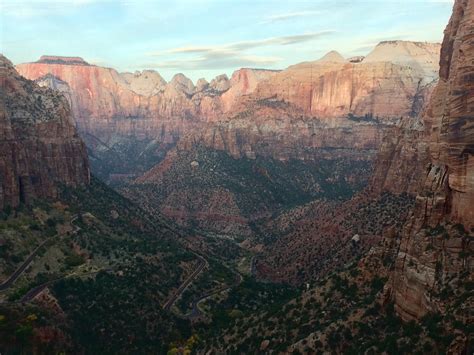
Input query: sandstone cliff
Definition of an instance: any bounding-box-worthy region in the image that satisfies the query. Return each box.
[250,42,440,120]
[16,41,440,133]
[14,42,441,187]
[0,55,90,209]
[371,0,474,322]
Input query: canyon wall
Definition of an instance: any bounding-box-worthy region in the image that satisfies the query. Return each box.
[16,41,440,149]
[0,55,90,209]
[373,0,474,321]
[251,41,440,120]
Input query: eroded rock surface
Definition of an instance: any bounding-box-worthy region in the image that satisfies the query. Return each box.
[0,55,90,208]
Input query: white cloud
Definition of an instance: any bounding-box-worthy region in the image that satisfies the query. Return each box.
[261,10,321,24]
[150,31,335,57]
[142,52,281,70]
[144,31,335,70]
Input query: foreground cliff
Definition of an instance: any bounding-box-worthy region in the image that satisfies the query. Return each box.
[0,55,90,209]
[385,0,473,322]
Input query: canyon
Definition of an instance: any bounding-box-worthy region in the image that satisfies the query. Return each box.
[16,40,440,183]
[14,41,444,244]
[1,0,472,351]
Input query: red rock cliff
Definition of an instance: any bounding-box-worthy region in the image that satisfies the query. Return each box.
[16,42,439,138]
[374,0,474,322]
[0,55,90,209]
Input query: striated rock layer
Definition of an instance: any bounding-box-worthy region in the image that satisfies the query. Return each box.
[372,0,474,322]
[250,41,440,120]
[0,55,90,209]
[15,42,440,150]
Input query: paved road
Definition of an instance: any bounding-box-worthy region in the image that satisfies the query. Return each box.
[250,256,257,277]
[0,238,53,291]
[184,272,242,319]
[19,269,110,303]
[0,215,79,292]
[162,253,208,311]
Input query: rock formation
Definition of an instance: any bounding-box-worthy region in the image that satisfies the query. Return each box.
[0,55,90,209]
[251,42,440,120]
[13,42,443,189]
[372,0,473,321]
[120,70,166,96]
[16,41,440,134]
[363,41,441,82]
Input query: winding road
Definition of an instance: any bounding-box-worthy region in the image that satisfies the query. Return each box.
[162,252,208,311]
[184,272,243,319]
[0,215,80,296]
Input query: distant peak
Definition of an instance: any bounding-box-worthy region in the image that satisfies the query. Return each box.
[37,55,90,66]
[317,50,346,63]
[376,40,441,48]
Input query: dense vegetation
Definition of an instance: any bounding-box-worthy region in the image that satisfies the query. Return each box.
[124,145,373,236]
[200,247,472,354]
[0,177,197,353]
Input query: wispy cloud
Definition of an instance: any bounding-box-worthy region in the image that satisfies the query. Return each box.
[144,31,334,71]
[142,54,281,70]
[151,31,335,56]
[261,10,320,24]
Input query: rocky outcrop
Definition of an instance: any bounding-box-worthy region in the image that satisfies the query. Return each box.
[120,70,166,96]
[37,55,90,66]
[176,116,387,161]
[251,43,440,120]
[0,55,90,209]
[316,50,346,63]
[363,41,441,83]
[372,0,474,322]
[369,116,429,195]
[16,41,440,128]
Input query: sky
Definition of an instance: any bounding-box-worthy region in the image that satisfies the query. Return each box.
[0,0,454,82]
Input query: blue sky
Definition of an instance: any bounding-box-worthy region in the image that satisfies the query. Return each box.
[1,0,454,82]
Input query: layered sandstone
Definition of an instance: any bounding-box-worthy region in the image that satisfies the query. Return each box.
[0,55,90,209]
[373,0,474,322]
[15,42,441,184]
[175,116,387,161]
[251,43,440,120]
[16,41,440,131]
[364,41,441,82]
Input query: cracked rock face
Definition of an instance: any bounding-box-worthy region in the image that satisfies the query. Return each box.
[372,0,474,322]
[0,54,90,209]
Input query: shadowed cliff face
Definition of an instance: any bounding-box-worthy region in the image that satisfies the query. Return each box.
[371,0,474,322]
[0,55,90,209]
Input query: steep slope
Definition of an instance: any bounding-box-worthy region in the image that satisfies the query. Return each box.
[0,54,200,352]
[384,0,474,321]
[0,55,90,209]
